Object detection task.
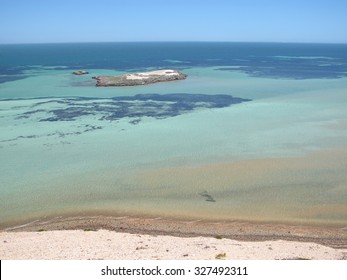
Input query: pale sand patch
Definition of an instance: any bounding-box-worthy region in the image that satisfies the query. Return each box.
[137,149,347,192]
[126,70,179,80]
[0,230,345,260]
[131,148,347,225]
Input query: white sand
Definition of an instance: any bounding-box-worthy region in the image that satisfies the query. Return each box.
[0,230,345,260]
[126,69,179,79]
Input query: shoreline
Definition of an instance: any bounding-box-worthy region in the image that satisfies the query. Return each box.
[3,215,347,248]
[1,215,346,260]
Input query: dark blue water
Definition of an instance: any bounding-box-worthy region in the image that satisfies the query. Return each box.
[1,42,347,83]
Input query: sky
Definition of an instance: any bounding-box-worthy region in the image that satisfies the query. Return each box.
[0,0,346,44]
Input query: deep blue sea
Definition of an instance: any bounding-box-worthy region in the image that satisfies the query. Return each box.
[1,42,347,86]
[1,42,347,228]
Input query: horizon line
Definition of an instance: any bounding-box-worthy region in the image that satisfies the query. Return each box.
[1,40,347,46]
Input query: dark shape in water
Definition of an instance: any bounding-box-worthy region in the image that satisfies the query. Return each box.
[41,107,94,122]
[72,70,89,75]
[18,93,251,122]
[199,191,216,203]
[129,118,141,125]
[216,55,347,79]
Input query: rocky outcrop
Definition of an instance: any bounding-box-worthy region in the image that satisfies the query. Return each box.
[72,70,89,75]
[92,69,187,87]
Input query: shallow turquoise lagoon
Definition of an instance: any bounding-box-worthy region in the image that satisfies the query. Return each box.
[1,43,347,227]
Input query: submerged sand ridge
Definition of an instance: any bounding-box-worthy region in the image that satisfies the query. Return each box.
[92,69,187,86]
[131,148,347,226]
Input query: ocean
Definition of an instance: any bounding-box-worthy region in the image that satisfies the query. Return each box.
[1,42,347,228]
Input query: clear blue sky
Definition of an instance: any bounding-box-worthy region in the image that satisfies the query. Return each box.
[1,0,346,44]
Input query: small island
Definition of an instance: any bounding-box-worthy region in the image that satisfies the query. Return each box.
[92,69,187,87]
[72,70,89,75]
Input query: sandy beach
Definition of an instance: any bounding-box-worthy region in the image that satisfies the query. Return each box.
[1,230,345,260]
[1,216,346,260]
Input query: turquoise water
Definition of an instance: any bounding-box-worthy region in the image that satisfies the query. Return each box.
[1,43,347,227]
